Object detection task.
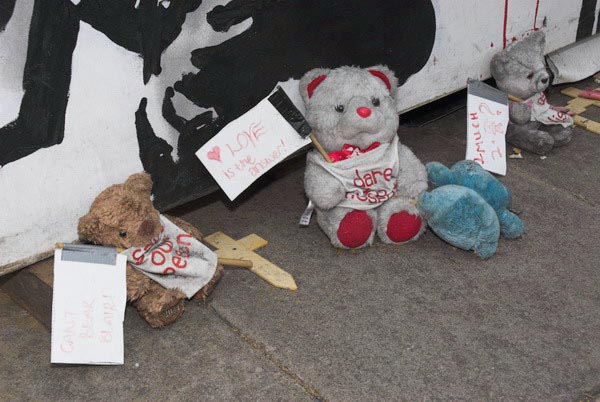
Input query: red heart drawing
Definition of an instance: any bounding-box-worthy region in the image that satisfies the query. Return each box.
[207,146,221,163]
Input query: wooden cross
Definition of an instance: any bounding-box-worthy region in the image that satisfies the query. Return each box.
[508,73,600,136]
[203,232,297,291]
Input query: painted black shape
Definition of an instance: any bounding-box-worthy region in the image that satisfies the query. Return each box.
[0,0,78,166]
[0,0,16,32]
[148,0,435,208]
[175,0,435,122]
[576,0,598,41]
[0,0,203,167]
[74,0,202,84]
[136,90,223,211]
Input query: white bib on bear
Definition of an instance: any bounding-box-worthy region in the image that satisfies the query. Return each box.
[307,136,399,210]
[525,92,573,128]
[124,215,218,298]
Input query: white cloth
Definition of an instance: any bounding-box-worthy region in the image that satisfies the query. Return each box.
[307,136,400,210]
[124,215,217,298]
[524,92,573,128]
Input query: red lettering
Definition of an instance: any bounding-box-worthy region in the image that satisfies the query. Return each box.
[132,248,145,264]
[373,170,383,184]
[151,250,166,266]
[353,169,365,188]
[172,256,187,269]
[177,233,192,246]
[383,168,393,182]
[163,267,175,274]
[157,240,173,254]
[470,112,478,120]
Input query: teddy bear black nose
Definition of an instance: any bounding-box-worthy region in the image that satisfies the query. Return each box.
[356,107,371,118]
[541,77,548,84]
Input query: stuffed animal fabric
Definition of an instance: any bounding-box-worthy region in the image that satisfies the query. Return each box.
[78,173,223,328]
[300,65,428,249]
[490,31,573,155]
[419,160,525,258]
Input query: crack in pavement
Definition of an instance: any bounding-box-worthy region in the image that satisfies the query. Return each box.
[208,305,326,401]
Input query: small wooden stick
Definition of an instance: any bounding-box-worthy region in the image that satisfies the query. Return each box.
[55,243,252,268]
[309,134,333,163]
[217,258,253,269]
[508,94,525,103]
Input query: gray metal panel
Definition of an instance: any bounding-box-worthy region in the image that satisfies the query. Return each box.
[61,243,117,265]
[468,80,508,105]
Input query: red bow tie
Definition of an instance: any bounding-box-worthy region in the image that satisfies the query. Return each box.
[328,142,381,162]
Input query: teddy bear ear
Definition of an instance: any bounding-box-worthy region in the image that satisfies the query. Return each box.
[490,51,509,79]
[77,212,100,242]
[124,172,153,195]
[299,68,330,104]
[367,65,399,100]
[528,30,546,54]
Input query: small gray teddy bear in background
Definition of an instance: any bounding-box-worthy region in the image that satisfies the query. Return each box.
[300,65,427,249]
[490,30,574,155]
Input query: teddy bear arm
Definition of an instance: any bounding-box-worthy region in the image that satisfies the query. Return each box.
[509,102,532,125]
[126,263,152,302]
[395,144,428,199]
[304,162,345,210]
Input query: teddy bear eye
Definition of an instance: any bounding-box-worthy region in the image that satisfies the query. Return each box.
[527,72,534,79]
[119,230,127,238]
[372,97,380,107]
[335,104,345,113]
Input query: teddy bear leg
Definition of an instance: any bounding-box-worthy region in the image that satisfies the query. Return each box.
[316,207,377,249]
[542,125,573,147]
[473,240,498,259]
[377,198,425,244]
[506,122,554,155]
[134,282,186,328]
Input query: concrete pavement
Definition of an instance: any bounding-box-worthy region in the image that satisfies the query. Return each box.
[1,80,600,400]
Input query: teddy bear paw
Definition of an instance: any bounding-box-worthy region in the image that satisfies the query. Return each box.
[336,210,374,248]
[386,211,423,243]
[135,288,186,329]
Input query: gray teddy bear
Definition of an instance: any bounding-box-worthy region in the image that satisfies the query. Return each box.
[300,65,427,249]
[490,31,573,155]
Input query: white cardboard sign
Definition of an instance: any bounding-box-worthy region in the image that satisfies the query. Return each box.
[466,81,509,176]
[196,95,311,201]
[51,249,127,365]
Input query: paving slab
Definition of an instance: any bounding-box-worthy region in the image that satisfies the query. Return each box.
[177,132,600,400]
[3,78,600,400]
[0,291,310,401]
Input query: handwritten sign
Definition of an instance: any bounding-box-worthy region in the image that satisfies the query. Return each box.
[197,90,311,200]
[51,248,126,365]
[466,80,509,175]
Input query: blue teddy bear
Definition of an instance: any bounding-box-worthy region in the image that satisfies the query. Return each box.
[417,160,524,258]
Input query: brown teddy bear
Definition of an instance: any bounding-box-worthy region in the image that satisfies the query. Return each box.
[77,172,223,328]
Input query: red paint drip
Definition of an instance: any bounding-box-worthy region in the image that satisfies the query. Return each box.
[533,0,540,29]
[490,42,494,47]
[433,55,437,65]
[502,0,509,48]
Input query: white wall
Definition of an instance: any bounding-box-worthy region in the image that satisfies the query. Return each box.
[0,0,593,272]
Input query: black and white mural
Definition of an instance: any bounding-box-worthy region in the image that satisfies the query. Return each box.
[0,0,597,270]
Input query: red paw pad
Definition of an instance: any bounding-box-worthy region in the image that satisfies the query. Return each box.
[337,210,373,248]
[386,211,422,243]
